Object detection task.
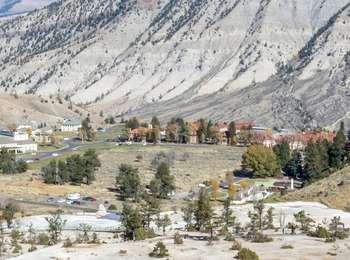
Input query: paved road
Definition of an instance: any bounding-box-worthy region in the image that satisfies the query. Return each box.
[19,139,110,162]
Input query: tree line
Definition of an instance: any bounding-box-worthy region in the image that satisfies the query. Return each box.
[242,122,349,184]
[0,149,27,174]
[42,149,101,185]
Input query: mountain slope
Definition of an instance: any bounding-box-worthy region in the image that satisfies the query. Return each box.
[0,0,349,128]
[0,0,56,17]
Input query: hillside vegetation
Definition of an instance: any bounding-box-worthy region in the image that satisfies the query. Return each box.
[283,166,350,210]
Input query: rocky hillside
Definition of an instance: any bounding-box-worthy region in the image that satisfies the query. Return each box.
[0,0,350,128]
[0,0,56,17]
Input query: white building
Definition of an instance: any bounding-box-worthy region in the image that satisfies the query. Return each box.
[14,130,29,141]
[61,119,81,132]
[0,136,37,154]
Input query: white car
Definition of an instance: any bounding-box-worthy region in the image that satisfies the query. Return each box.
[25,160,34,163]
[52,153,59,157]
[57,198,66,204]
[66,193,81,201]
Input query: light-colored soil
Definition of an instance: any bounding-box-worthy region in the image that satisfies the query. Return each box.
[0,94,86,126]
[5,201,350,260]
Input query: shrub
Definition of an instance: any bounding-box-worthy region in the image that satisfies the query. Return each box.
[149,241,169,258]
[90,233,100,244]
[224,232,235,241]
[252,232,273,243]
[108,204,117,210]
[231,239,242,251]
[307,226,330,239]
[135,228,155,241]
[37,233,50,245]
[12,243,22,254]
[174,232,183,244]
[236,248,259,260]
[281,244,294,249]
[28,245,37,252]
[119,249,127,255]
[63,238,73,248]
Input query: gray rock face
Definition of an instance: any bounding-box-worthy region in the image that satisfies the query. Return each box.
[0,0,349,128]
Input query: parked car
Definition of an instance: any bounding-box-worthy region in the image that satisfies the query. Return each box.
[47,197,55,203]
[72,201,81,205]
[82,196,97,202]
[66,193,81,201]
[57,198,66,204]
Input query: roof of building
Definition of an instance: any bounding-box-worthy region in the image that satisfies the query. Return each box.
[0,136,36,146]
[63,118,81,126]
[0,136,17,145]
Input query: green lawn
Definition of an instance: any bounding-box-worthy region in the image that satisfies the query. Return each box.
[95,123,126,141]
[253,179,277,188]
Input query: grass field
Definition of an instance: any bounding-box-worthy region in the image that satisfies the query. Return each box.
[1,144,245,213]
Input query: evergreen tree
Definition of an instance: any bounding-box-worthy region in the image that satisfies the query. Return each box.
[227,121,237,145]
[79,117,95,142]
[125,117,140,130]
[284,151,303,179]
[45,210,66,245]
[42,160,60,184]
[328,122,346,169]
[223,198,236,230]
[273,142,290,169]
[182,202,194,231]
[66,154,85,184]
[303,141,329,183]
[149,241,169,258]
[196,119,208,144]
[2,203,18,228]
[116,164,141,201]
[193,189,213,231]
[0,148,28,174]
[140,195,160,228]
[150,162,175,199]
[121,203,143,240]
[151,116,160,129]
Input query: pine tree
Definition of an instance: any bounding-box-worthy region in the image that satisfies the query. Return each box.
[151,116,160,129]
[223,198,236,230]
[45,210,66,245]
[273,141,291,169]
[116,164,141,201]
[121,203,143,240]
[150,162,175,199]
[227,121,237,145]
[194,189,213,231]
[328,122,346,169]
[140,195,160,228]
[149,241,169,258]
[284,151,303,179]
[304,141,329,183]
